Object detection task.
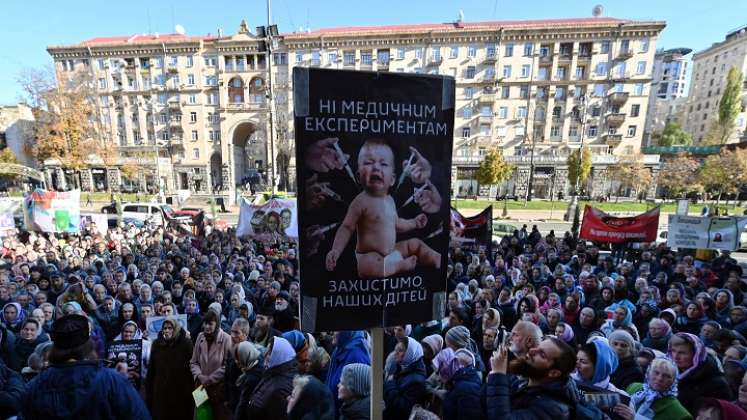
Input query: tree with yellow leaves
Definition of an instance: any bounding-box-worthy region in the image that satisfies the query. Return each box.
[697,148,747,207]
[607,152,654,201]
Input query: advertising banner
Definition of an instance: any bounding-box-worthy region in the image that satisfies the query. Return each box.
[236,198,298,240]
[106,339,143,388]
[294,67,455,332]
[449,206,492,255]
[26,189,80,233]
[667,215,747,251]
[580,206,660,244]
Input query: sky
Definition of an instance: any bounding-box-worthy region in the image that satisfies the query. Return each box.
[1,0,745,105]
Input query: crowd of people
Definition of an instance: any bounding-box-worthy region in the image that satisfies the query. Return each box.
[1,214,747,420]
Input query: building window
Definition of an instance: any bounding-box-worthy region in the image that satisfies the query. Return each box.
[520,85,529,99]
[361,52,373,65]
[593,84,605,97]
[636,61,646,75]
[378,50,390,64]
[576,66,585,79]
[634,83,644,96]
[396,48,405,60]
[191,130,198,141]
[187,74,195,85]
[480,106,491,117]
[461,127,471,137]
[640,38,649,52]
[496,126,507,137]
[596,62,607,75]
[550,125,561,137]
[465,66,475,79]
[311,51,321,65]
[344,52,355,65]
[188,95,196,104]
[627,125,637,136]
[158,94,167,104]
[555,87,566,99]
[600,40,611,54]
[432,47,441,61]
[157,57,165,68]
[415,48,424,59]
[486,45,495,58]
[450,46,459,58]
[98,59,107,70]
[523,43,533,56]
[328,52,338,63]
[588,125,598,137]
[501,86,510,99]
[569,125,578,137]
[190,112,197,122]
[463,106,472,118]
[504,43,513,57]
[630,104,640,117]
[521,64,531,78]
[517,106,527,118]
[498,107,508,119]
[557,67,567,80]
[98,78,107,89]
[503,65,512,78]
[193,148,200,159]
[468,45,477,57]
[464,87,474,98]
[186,55,193,67]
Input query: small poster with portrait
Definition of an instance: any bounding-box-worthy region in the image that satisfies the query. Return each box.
[293,67,454,332]
[236,198,298,240]
[106,339,143,388]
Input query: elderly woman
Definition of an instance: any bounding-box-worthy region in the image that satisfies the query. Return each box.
[612,358,691,420]
[1,303,26,334]
[338,363,371,420]
[146,316,194,420]
[383,337,427,420]
[675,302,708,335]
[642,318,672,353]
[608,330,644,390]
[233,341,266,420]
[247,336,298,420]
[600,305,640,340]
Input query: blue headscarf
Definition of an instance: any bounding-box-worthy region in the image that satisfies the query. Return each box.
[282,330,306,351]
[573,339,619,386]
[267,336,296,369]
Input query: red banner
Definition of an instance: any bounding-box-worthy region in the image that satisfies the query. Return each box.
[580,206,660,244]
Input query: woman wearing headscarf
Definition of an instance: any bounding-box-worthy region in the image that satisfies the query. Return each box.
[383,337,427,420]
[12,319,48,373]
[247,336,298,420]
[715,289,735,324]
[642,317,672,354]
[572,339,628,396]
[675,302,708,335]
[282,330,311,374]
[1,303,26,334]
[184,297,203,344]
[146,316,195,420]
[421,334,443,378]
[445,325,486,373]
[287,375,336,420]
[442,349,482,420]
[232,341,265,420]
[601,305,640,341]
[608,330,644,390]
[613,357,691,420]
[555,322,576,347]
[333,363,369,420]
[668,332,732,413]
[326,331,371,410]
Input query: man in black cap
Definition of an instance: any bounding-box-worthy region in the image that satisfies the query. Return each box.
[21,314,150,420]
[250,304,281,347]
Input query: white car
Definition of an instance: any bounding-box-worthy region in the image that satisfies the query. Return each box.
[119,203,190,226]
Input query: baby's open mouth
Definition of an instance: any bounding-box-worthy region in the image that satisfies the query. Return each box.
[370,174,383,182]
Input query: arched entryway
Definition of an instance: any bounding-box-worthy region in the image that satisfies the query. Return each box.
[231,122,266,188]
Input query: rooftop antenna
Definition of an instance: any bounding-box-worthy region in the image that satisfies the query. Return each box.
[592,4,604,17]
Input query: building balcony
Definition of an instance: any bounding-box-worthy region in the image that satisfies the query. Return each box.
[377,61,390,70]
[616,49,634,60]
[477,115,493,125]
[607,92,629,106]
[478,93,495,104]
[168,101,181,111]
[167,65,179,73]
[605,113,626,127]
[483,54,497,64]
[577,53,593,61]
[169,137,184,147]
[477,75,496,84]
[426,57,443,66]
[169,120,183,130]
[558,53,573,61]
[223,102,267,112]
[603,133,623,146]
[539,55,553,64]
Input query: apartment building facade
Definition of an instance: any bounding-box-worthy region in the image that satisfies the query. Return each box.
[680,26,747,144]
[643,48,690,146]
[47,16,664,200]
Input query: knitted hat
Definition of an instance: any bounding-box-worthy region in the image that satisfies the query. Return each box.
[208,302,222,318]
[445,326,470,349]
[341,363,371,397]
[51,314,90,350]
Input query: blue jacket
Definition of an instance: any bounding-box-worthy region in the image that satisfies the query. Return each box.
[326,332,371,397]
[485,372,578,420]
[21,360,151,420]
[383,359,427,420]
[443,366,482,420]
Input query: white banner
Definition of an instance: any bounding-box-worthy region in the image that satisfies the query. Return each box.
[0,199,20,237]
[26,190,81,233]
[236,198,298,239]
[667,215,747,251]
[80,213,109,235]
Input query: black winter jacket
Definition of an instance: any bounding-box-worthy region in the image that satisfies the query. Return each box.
[485,372,579,420]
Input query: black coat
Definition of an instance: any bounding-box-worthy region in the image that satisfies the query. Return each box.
[233,367,264,420]
[485,372,578,420]
[187,313,203,344]
[13,335,49,373]
[443,366,482,420]
[146,329,195,420]
[383,359,427,420]
[247,360,297,420]
[287,376,335,420]
[677,355,733,414]
[339,396,370,420]
[0,361,23,419]
[609,356,644,391]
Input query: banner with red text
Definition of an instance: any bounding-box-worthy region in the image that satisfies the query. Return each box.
[580,205,659,244]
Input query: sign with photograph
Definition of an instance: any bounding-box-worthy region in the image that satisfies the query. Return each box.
[25,189,81,233]
[667,215,747,251]
[294,67,455,331]
[106,339,143,388]
[236,198,298,240]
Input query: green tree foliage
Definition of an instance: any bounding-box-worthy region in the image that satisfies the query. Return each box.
[657,152,701,198]
[657,121,692,147]
[567,147,592,193]
[704,66,744,145]
[475,148,514,186]
[697,148,747,204]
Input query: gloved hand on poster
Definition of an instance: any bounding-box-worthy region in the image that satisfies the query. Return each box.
[306,137,349,173]
[414,180,442,214]
[405,146,432,184]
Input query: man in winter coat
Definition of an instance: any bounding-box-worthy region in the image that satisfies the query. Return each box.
[21,314,150,420]
[486,337,579,419]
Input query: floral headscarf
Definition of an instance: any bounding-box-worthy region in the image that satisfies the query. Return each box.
[667,332,706,380]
